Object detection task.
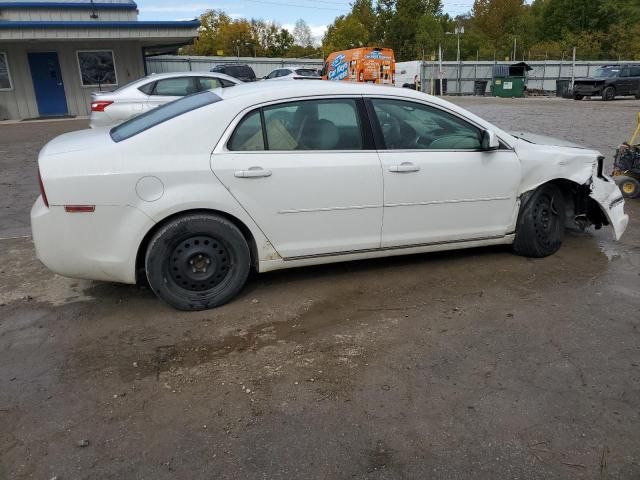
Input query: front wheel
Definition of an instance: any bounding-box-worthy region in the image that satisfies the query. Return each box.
[513,184,565,258]
[573,93,584,101]
[602,86,615,101]
[145,214,251,311]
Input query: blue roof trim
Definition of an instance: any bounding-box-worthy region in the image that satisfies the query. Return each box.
[0,2,138,9]
[0,19,200,28]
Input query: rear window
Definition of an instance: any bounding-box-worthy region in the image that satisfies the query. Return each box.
[110,90,221,142]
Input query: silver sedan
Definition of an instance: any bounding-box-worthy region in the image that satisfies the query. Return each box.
[89,71,241,128]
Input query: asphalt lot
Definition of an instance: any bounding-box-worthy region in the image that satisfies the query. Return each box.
[1,96,639,479]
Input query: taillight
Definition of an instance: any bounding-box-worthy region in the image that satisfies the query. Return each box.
[91,100,113,112]
[38,168,49,207]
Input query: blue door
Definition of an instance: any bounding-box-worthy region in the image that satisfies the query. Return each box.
[28,52,68,117]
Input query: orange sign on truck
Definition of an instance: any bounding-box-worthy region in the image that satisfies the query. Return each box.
[321,47,395,85]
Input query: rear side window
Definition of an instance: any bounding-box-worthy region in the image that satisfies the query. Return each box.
[151,77,197,96]
[295,69,319,77]
[228,110,264,151]
[228,98,364,151]
[110,90,221,142]
[631,66,640,76]
[138,82,154,94]
[197,77,223,90]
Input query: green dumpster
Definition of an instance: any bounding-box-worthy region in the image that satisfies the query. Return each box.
[491,62,532,98]
[491,76,525,97]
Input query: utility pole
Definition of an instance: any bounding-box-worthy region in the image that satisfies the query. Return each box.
[439,44,443,97]
[571,46,576,92]
[512,37,517,62]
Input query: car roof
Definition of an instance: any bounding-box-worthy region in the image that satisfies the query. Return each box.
[143,71,241,83]
[214,79,439,104]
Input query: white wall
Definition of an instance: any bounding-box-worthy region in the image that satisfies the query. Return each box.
[0,40,144,119]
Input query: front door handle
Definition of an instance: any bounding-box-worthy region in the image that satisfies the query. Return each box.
[389,162,420,173]
[234,167,272,178]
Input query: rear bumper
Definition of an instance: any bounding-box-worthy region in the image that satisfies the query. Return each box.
[89,111,115,129]
[31,197,155,284]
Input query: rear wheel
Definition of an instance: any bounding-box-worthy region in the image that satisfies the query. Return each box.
[614,175,640,198]
[573,93,584,100]
[513,184,565,258]
[602,86,615,101]
[145,214,251,311]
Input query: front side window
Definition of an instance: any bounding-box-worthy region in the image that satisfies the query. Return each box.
[0,52,12,90]
[151,77,197,96]
[371,98,482,150]
[77,50,117,87]
[630,66,640,77]
[110,90,221,142]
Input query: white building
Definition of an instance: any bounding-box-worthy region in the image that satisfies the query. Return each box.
[0,0,198,120]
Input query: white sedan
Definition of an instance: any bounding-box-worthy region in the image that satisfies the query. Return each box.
[32,81,628,310]
[89,71,241,128]
[263,67,321,80]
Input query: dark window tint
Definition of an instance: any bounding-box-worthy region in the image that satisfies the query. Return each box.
[138,81,154,94]
[263,99,363,150]
[294,68,319,77]
[630,66,640,76]
[277,69,291,77]
[228,110,265,151]
[110,91,221,142]
[151,77,197,96]
[371,98,481,150]
[265,70,278,79]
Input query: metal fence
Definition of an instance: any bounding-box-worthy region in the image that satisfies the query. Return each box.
[420,60,640,95]
[146,55,637,96]
[145,55,324,79]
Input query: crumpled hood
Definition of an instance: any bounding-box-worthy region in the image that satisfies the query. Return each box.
[510,131,587,149]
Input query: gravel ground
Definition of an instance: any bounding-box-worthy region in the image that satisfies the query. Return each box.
[1,97,639,479]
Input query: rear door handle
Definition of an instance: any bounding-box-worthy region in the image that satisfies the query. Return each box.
[234,167,272,178]
[389,162,420,173]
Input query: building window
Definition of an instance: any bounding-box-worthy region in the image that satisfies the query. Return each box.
[0,52,12,90]
[77,50,117,87]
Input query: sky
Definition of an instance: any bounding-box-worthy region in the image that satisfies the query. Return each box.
[137,0,477,42]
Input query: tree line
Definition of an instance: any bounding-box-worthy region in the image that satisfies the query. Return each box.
[182,11,321,58]
[324,0,640,61]
[183,0,640,62]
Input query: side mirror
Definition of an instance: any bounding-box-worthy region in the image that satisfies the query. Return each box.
[481,130,500,150]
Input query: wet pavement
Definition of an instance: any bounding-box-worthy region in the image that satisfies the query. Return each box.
[1,97,639,479]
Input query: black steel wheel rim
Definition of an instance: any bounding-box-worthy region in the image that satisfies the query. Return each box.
[166,235,231,292]
[534,194,558,244]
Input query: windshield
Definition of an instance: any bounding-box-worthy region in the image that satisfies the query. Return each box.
[110,90,221,142]
[592,67,621,78]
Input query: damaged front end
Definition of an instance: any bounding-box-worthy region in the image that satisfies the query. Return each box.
[574,157,628,240]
